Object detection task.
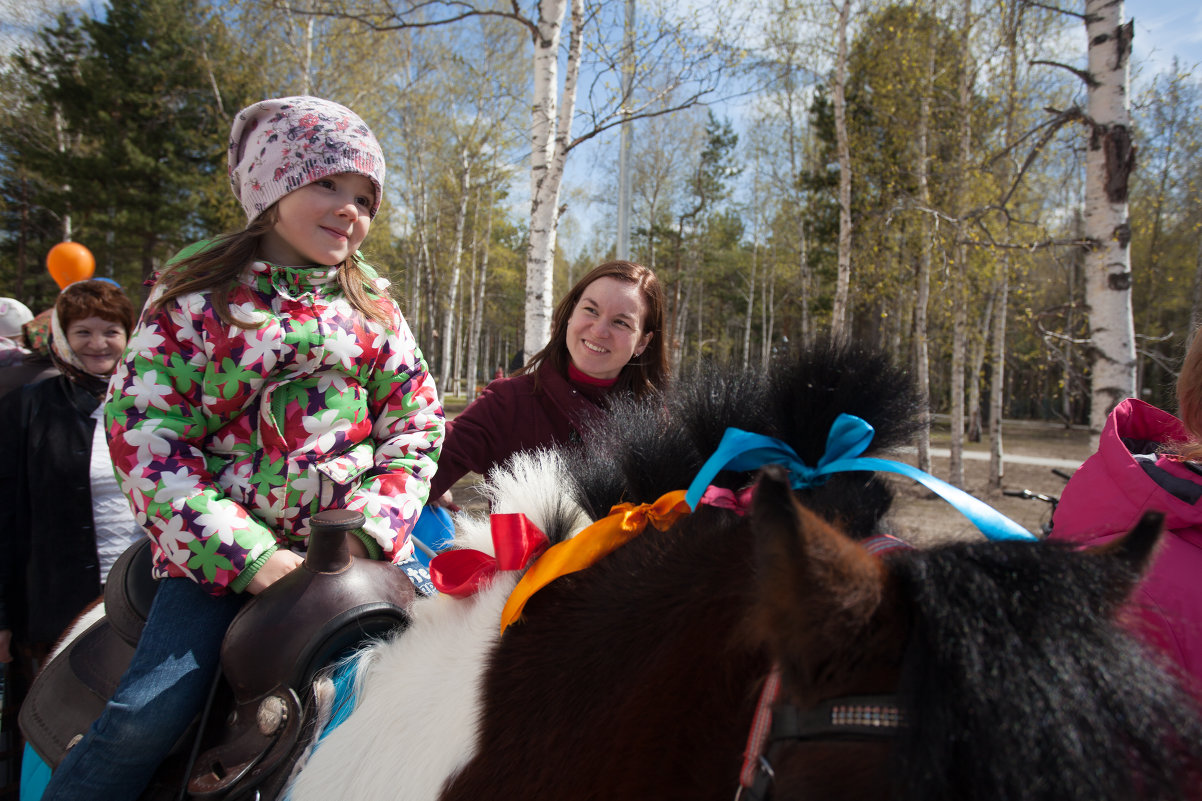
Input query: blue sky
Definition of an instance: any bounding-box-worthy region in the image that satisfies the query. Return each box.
[1130,0,1202,79]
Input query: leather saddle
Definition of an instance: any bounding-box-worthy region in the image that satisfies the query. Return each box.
[19,510,417,800]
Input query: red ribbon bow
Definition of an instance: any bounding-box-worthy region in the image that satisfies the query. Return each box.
[429,513,549,598]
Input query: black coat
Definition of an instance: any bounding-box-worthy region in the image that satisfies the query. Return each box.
[0,374,107,645]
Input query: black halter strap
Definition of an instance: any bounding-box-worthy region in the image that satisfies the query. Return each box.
[735,686,907,801]
[772,694,907,741]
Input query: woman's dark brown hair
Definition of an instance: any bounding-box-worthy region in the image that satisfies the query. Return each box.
[518,260,668,398]
[151,207,392,328]
[56,280,136,336]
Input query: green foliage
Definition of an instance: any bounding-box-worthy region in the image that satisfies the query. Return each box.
[0,0,259,306]
[0,0,1197,425]
[1128,66,1202,408]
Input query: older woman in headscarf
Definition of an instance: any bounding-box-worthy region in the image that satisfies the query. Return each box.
[0,279,142,683]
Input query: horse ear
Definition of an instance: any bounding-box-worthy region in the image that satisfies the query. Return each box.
[1085,509,1165,609]
[749,465,892,696]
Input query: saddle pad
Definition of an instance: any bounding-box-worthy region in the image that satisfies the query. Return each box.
[18,619,135,768]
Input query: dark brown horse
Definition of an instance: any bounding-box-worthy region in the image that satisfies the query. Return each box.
[287,342,1202,800]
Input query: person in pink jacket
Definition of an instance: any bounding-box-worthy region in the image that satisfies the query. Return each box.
[40,96,444,801]
[1050,337,1202,697]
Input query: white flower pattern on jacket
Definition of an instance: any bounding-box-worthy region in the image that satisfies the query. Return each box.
[105,257,444,595]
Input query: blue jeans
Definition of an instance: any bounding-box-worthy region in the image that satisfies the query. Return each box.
[40,578,244,801]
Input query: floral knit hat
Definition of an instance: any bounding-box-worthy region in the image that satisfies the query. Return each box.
[228,96,385,223]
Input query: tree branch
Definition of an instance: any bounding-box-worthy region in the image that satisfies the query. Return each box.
[1030,59,1098,88]
[273,1,537,38]
[960,235,1092,251]
[1021,0,1089,21]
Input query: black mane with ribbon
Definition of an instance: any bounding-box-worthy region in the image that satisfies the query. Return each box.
[567,339,926,540]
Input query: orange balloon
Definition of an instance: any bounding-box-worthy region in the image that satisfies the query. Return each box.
[46,241,95,289]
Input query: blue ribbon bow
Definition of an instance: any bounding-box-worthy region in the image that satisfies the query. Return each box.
[684,413,1036,542]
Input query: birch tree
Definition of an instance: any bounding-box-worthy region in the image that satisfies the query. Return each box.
[830,0,854,340]
[1081,0,1136,437]
[284,0,743,360]
[756,0,822,348]
[912,35,936,474]
[947,0,974,486]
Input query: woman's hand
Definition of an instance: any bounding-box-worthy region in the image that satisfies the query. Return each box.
[245,549,305,595]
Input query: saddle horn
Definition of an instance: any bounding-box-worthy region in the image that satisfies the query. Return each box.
[188,509,418,799]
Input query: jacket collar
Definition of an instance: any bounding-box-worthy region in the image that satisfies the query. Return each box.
[243,260,340,301]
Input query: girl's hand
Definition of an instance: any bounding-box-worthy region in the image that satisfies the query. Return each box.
[245,549,305,595]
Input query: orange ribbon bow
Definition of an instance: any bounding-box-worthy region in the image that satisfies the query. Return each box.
[499,489,693,633]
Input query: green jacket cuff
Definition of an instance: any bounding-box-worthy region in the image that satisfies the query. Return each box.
[353,529,383,561]
[230,544,279,593]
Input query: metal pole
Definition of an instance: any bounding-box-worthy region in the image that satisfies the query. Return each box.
[616,0,635,260]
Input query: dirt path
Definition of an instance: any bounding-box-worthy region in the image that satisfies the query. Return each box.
[885,422,1094,548]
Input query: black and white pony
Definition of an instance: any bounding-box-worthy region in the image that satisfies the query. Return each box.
[278,342,1202,801]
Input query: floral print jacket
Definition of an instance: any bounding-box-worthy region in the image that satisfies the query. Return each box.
[105,257,444,595]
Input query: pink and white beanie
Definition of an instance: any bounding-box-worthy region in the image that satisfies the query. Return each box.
[228,96,385,223]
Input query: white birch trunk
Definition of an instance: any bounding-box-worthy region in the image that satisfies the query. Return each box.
[1082,0,1136,440]
[464,187,482,397]
[798,218,811,347]
[55,109,72,241]
[671,280,687,374]
[761,257,776,371]
[466,182,496,400]
[948,0,973,487]
[913,44,935,475]
[967,289,995,442]
[524,0,583,359]
[413,178,433,338]
[743,243,756,369]
[439,151,471,393]
[989,260,1009,486]
[830,0,854,341]
[988,1,1021,489]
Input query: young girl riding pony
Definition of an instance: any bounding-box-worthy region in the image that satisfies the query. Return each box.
[40,96,444,800]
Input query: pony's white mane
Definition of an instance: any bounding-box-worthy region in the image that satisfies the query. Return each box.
[287,449,589,801]
[51,603,106,660]
[453,448,593,553]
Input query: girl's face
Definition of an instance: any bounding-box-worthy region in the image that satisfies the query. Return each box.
[565,276,653,380]
[66,315,127,376]
[258,172,375,267]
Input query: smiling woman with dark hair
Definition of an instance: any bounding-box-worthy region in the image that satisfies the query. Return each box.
[428,260,669,506]
[0,279,142,755]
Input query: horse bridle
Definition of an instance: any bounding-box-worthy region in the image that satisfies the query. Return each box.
[733,666,907,801]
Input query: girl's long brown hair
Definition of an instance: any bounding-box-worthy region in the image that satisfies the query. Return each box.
[517,260,668,398]
[152,207,392,328]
